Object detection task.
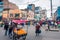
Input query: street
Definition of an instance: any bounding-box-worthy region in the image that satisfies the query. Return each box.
[0,0,60,40]
[0,25,60,40]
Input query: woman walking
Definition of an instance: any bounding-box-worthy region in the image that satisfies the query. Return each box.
[35,23,41,36]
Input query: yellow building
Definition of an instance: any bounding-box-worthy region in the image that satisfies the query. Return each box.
[9,9,22,19]
[2,9,28,20]
[2,9,22,20]
[2,11,8,18]
[2,0,20,20]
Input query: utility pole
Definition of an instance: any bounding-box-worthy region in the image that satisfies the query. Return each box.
[50,0,52,16]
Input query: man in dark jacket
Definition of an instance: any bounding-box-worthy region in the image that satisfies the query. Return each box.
[4,20,9,36]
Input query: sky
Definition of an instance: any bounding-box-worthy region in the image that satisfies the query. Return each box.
[9,0,60,18]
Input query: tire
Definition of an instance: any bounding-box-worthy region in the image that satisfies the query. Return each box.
[23,37,26,40]
[23,36,26,40]
[13,34,17,40]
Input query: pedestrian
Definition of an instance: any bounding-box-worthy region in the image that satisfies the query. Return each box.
[26,21,30,26]
[8,21,13,38]
[8,22,17,38]
[51,21,54,26]
[35,23,41,36]
[4,20,9,36]
[38,20,43,27]
[54,21,57,29]
[45,20,50,31]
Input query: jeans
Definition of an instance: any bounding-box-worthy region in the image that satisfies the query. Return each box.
[8,29,13,38]
[5,30,8,36]
[8,32,12,39]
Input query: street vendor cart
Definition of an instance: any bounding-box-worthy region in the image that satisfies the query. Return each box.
[13,28,27,40]
[12,19,28,40]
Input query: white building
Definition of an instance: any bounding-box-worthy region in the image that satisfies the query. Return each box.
[27,10,34,20]
[40,9,47,20]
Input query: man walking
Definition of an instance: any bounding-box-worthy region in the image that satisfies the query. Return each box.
[4,20,9,36]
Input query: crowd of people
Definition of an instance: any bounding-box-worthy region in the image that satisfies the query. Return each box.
[35,20,59,36]
[3,19,59,38]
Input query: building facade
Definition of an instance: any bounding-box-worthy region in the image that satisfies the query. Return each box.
[27,10,34,20]
[34,7,42,21]
[0,0,3,20]
[40,9,47,19]
[21,9,28,20]
[2,0,19,20]
[55,6,60,20]
[3,0,18,9]
[27,4,35,12]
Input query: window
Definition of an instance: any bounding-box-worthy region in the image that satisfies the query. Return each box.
[27,6,32,10]
[27,4,32,10]
[22,13,26,17]
[35,12,39,14]
[10,14,13,17]
[35,7,39,10]
[15,14,19,17]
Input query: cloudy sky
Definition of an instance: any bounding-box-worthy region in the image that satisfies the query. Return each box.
[9,0,60,18]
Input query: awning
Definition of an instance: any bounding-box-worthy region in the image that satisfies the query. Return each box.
[12,19,28,24]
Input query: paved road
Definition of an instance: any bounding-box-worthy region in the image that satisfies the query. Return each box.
[0,25,60,40]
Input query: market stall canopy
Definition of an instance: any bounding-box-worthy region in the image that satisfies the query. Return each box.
[12,19,28,24]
